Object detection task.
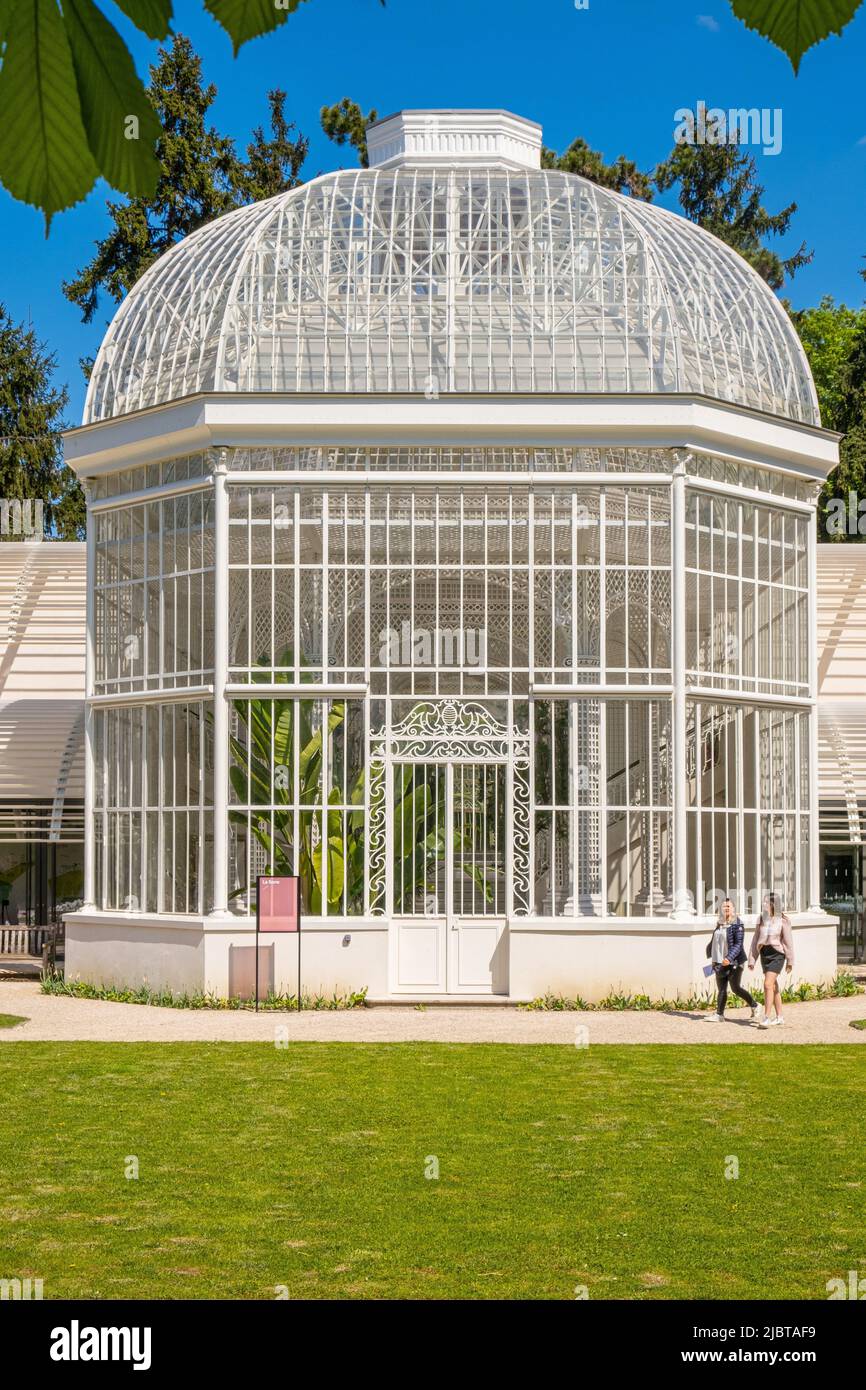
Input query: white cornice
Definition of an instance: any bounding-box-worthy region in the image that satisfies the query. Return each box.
[63,391,839,479]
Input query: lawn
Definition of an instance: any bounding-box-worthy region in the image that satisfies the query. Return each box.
[1,1043,864,1300]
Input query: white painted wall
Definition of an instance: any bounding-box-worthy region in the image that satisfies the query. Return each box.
[65,911,838,1004]
[65,916,205,993]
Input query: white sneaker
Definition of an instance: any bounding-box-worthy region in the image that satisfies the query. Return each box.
[759,1016,772,1029]
[706,1012,725,1022]
[773,1016,785,1027]
[750,1006,760,1021]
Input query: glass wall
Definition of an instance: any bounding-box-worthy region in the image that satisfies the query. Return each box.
[90,445,816,921]
[93,702,213,914]
[94,489,215,695]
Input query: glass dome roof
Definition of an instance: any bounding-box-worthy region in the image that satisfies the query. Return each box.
[84,111,819,426]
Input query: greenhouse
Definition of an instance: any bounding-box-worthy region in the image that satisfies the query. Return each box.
[63,109,839,999]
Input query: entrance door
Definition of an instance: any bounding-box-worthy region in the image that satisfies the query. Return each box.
[392,762,507,994]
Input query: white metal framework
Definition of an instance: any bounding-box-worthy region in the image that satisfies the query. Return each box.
[88,444,817,934]
[69,110,836,997]
[85,163,818,425]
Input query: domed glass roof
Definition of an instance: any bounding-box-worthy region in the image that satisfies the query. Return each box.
[84,111,819,426]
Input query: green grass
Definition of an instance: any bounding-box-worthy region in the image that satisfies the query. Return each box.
[1,1044,864,1300]
[850,1019,866,1031]
[0,1014,26,1028]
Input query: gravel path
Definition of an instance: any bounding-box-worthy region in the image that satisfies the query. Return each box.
[1,980,865,1044]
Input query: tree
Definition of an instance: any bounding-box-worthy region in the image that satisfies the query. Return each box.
[792,297,866,432]
[794,293,866,542]
[320,98,378,168]
[63,35,308,326]
[238,89,309,203]
[654,137,811,290]
[542,137,654,200]
[0,305,83,540]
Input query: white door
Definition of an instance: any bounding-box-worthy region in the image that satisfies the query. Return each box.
[392,762,506,994]
[447,762,507,993]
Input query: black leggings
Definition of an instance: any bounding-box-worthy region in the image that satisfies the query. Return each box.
[715,965,756,1014]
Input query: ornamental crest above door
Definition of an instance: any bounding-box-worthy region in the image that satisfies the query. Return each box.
[372,700,529,764]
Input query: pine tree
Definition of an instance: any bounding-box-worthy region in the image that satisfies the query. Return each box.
[320,99,378,168]
[542,137,654,200]
[655,138,811,291]
[0,305,83,541]
[63,35,308,326]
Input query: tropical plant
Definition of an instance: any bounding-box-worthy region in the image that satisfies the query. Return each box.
[229,693,366,916]
[228,667,500,916]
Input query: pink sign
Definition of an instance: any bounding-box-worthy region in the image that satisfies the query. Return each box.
[257,876,300,932]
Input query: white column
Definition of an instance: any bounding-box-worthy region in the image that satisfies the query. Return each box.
[807,508,822,911]
[82,483,96,909]
[671,457,695,920]
[209,452,229,916]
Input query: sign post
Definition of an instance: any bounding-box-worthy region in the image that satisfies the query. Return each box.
[255,875,301,1012]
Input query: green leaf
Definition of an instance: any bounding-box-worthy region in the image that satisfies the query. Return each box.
[111,0,173,41]
[64,0,161,197]
[729,0,863,73]
[204,0,306,55]
[0,0,98,228]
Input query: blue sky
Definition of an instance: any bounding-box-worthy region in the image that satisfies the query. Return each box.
[3,0,866,422]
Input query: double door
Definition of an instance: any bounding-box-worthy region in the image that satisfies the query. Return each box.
[391,761,507,994]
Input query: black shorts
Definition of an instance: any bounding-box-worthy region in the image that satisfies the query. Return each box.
[760,946,786,974]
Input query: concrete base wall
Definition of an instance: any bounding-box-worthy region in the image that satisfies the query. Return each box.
[64,913,388,999]
[63,911,839,1003]
[64,918,205,994]
[508,915,839,1002]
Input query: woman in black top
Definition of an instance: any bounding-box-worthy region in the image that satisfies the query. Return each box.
[707,897,759,1022]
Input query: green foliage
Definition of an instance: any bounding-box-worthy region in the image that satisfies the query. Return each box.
[320,97,378,168]
[792,296,866,431]
[204,0,308,54]
[542,137,654,200]
[41,973,369,1010]
[0,303,84,539]
[0,1,314,225]
[63,0,162,199]
[229,687,367,916]
[0,0,99,230]
[63,35,308,325]
[521,973,863,1011]
[794,295,866,540]
[655,134,811,290]
[238,88,309,202]
[111,2,173,41]
[729,0,863,74]
[0,1013,27,1028]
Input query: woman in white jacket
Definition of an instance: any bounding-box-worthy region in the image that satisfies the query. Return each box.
[748,893,794,1029]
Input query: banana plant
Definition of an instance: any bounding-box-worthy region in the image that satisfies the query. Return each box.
[228,657,501,914]
[229,693,366,915]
